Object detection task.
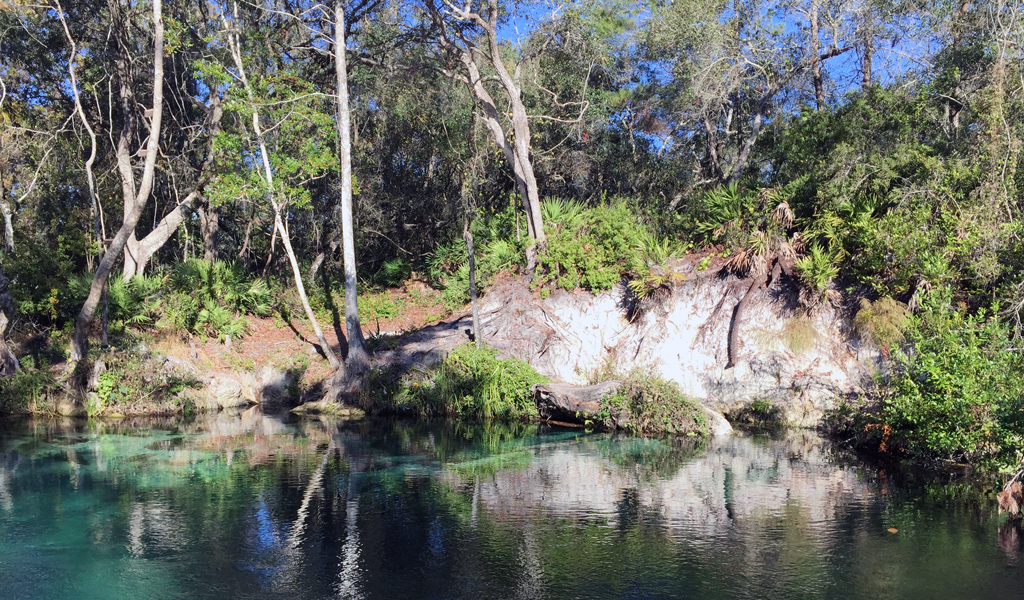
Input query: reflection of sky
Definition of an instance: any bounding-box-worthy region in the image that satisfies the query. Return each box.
[242,497,285,586]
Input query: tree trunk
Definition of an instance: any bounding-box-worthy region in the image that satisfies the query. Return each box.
[198,203,219,262]
[0,262,19,376]
[122,87,223,279]
[861,7,873,89]
[464,218,481,344]
[427,0,546,270]
[123,192,196,278]
[727,272,767,368]
[71,0,165,363]
[810,0,824,110]
[226,11,339,369]
[0,196,13,255]
[335,0,368,376]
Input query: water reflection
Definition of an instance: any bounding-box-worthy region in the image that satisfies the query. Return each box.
[0,411,1022,599]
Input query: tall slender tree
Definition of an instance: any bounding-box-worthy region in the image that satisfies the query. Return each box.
[334,0,369,376]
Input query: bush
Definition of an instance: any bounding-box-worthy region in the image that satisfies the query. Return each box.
[161,259,272,340]
[600,371,708,436]
[428,207,526,309]
[390,343,548,421]
[831,296,1024,467]
[537,199,647,291]
[0,368,56,414]
[854,297,910,349]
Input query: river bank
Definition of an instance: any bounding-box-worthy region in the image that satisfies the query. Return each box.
[3,266,1023,478]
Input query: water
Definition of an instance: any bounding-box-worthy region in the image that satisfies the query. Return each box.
[0,411,1021,600]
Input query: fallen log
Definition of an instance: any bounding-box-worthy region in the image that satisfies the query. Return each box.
[533,381,623,424]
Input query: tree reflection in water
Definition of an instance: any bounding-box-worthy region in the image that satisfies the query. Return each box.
[0,412,1022,599]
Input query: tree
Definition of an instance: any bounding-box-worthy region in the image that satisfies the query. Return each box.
[334,0,370,376]
[70,0,165,362]
[423,0,547,269]
[220,0,341,369]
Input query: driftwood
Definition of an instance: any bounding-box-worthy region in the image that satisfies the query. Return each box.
[532,381,622,424]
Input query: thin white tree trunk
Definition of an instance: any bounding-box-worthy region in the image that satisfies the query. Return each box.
[335,0,368,375]
[122,88,224,279]
[226,13,340,368]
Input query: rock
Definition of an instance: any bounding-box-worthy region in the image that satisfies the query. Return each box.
[55,399,86,417]
[702,405,733,436]
[256,366,295,405]
[533,381,622,423]
[201,375,254,410]
[471,276,886,428]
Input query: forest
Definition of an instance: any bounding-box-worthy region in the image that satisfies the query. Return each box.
[1,0,1024,470]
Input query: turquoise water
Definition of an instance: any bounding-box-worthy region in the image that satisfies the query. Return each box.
[0,412,1021,599]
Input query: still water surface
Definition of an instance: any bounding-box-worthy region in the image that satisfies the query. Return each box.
[0,411,1021,599]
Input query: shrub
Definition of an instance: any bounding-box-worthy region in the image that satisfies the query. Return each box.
[854,297,910,349]
[833,298,1024,467]
[161,259,272,340]
[375,257,411,288]
[428,206,526,309]
[392,344,548,421]
[0,368,56,414]
[627,231,689,300]
[794,244,840,305]
[600,371,708,436]
[537,199,647,292]
[727,398,785,431]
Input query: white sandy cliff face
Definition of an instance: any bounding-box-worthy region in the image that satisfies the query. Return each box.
[477,266,885,428]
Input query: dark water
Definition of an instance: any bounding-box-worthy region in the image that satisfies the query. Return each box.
[0,412,1021,600]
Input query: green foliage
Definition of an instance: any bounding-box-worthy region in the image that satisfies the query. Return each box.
[428,206,526,309]
[375,258,411,288]
[831,297,1024,468]
[599,371,708,436]
[161,260,271,340]
[537,199,648,291]
[0,368,55,414]
[627,231,689,300]
[693,184,757,247]
[882,304,1024,465]
[360,290,406,328]
[727,398,786,431]
[389,344,548,421]
[794,244,839,305]
[854,297,911,349]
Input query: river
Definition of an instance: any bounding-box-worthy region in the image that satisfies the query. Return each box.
[0,410,1020,599]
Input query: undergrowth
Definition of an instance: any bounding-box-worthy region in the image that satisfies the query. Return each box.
[364,343,547,421]
[825,289,1024,471]
[597,370,708,436]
